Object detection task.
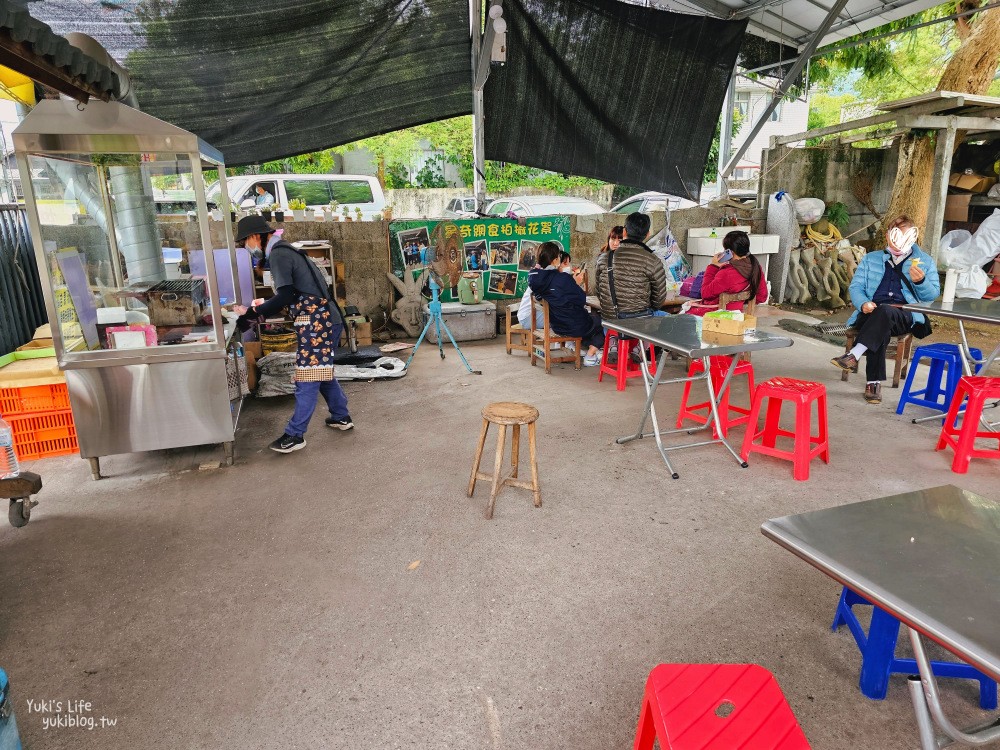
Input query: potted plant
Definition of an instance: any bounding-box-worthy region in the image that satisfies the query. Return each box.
[229,201,240,223]
[317,206,328,222]
[342,205,352,222]
[328,200,340,221]
[260,205,272,221]
[355,206,363,223]
[272,203,285,222]
[210,206,223,222]
[289,198,307,221]
[382,204,393,221]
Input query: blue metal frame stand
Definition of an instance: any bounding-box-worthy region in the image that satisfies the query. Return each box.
[404,278,480,374]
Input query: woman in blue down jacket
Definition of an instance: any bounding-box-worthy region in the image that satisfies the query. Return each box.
[830,215,940,404]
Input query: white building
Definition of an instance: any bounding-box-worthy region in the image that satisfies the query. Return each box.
[728,79,810,181]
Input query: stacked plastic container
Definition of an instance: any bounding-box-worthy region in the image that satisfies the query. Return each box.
[0,382,77,460]
[0,349,78,462]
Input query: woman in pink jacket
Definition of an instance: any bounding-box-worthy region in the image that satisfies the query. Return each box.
[688,231,767,316]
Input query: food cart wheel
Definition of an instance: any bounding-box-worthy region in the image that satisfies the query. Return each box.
[8,498,35,528]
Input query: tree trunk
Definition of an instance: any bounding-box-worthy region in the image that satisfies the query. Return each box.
[879,7,1000,251]
[377,155,387,189]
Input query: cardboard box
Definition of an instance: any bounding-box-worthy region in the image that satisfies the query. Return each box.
[339,321,372,347]
[243,341,262,392]
[949,173,997,193]
[945,194,973,222]
[702,314,756,337]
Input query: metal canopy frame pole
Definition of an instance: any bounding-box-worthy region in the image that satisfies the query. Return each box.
[720,0,851,180]
[470,0,487,212]
[716,74,735,197]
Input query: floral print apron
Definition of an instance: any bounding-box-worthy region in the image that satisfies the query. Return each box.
[292,293,336,382]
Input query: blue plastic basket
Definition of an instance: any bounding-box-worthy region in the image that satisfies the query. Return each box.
[0,668,22,750]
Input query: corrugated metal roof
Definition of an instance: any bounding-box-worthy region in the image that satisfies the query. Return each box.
[0,3,118,96]
[650,0,942,49]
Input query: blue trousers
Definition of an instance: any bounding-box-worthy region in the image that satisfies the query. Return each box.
[285,379,349,438]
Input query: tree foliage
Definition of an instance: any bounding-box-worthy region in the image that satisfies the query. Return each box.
[703,108,744,184]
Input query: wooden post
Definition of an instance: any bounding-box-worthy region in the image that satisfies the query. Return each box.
[925,120,957,264]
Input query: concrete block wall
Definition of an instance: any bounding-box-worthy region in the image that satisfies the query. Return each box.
[759,142,899,240]
[157,204,758,324]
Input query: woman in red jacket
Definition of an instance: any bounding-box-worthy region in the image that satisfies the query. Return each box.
[688,231,767,316]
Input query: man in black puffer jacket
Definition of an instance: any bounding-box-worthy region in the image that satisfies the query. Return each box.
[528,242,606,366]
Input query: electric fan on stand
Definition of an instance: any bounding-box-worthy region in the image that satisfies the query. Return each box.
[404,222,481,374]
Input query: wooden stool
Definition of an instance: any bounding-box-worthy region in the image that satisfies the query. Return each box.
[505,302,531,356]
[468,402,541,519]
[842,328,912,388]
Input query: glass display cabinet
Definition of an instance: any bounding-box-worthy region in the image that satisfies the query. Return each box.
[13,99,247,478]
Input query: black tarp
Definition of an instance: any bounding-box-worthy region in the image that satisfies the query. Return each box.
[484,0,747,199]
[26,0,472,167]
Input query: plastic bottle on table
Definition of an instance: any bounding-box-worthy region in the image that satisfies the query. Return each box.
[0,415,19,479]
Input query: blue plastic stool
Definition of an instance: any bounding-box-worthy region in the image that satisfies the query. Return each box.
[0,667,22,750]
[832,586,997,709]
[896,343,983,416]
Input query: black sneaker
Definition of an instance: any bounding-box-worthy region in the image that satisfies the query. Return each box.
[325,416,354,431]
[269,433,306,453]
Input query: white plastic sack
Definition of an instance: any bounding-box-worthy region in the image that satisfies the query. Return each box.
[794,197,825,225]
[939,210,1000,298]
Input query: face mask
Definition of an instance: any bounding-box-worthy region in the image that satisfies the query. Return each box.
[887,226,917,256]
[561,265,573,273]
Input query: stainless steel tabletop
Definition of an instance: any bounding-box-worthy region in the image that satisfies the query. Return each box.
[604,314,793,358]
[899,298,1000,325]
[761,484,1000,681]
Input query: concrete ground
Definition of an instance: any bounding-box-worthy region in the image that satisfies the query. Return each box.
[2,309,999,749]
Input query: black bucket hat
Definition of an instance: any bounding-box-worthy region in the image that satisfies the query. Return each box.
[235,215,276,243]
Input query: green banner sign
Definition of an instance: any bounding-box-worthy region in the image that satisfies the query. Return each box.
[389,216,572,302]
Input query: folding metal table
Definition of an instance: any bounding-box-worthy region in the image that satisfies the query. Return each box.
[899,298,1000,430]
[604,315,793,478]
[762,485,1000,749]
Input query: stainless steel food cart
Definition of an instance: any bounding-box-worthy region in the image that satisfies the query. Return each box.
[13,99,246,478]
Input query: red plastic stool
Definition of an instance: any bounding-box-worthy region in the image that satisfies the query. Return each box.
[936,376,1000,474]
[634,663,810,750]
[677,356,755,437]
[741,377,829,481]
[598,330,656,391]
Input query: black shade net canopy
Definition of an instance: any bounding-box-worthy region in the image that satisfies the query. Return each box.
[23,0,474,167]
[23,0,804,192]
[485,0,746,198]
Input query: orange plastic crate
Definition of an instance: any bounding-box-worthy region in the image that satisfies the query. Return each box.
[0,383,71,416]
[7,409,78,460]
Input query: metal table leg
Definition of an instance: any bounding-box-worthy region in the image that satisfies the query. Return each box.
[615,346,750,476]
[616,347,679,478]
[907,627,1000,747]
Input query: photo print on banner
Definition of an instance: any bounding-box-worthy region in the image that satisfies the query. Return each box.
[464,240,489,271]
[519,240,540,271]
[489,240,518,266]
[397,227,430,269]
[488,270,519,296]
